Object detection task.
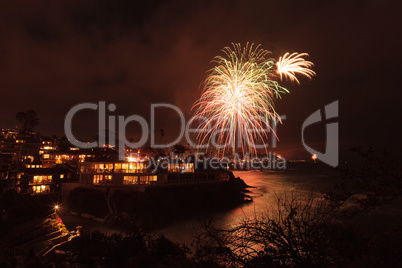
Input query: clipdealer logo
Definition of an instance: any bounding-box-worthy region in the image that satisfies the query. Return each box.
[64,100,339,168]
[64,101,282,161]
[64,102,187,160]
[301,100,339,167]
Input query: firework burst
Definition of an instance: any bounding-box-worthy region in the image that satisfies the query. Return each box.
[192,43,315,157]
[276,52,316,84]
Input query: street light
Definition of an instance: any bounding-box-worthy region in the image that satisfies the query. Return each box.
[312,154,317,163]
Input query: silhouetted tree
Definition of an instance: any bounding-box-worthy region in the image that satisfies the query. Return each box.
[172,144,188,158]
[16,110,39,133]
[141,145,156,158]
[194,194,337,267]
[56,136,71,152]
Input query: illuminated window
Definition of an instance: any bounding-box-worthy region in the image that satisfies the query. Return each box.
[33,175,52,183]
[94,163,113,171]
[123,176,138,184]
[95,163,105,170]
[33,176,40,183]
[129,163,136,170]
[107,164,113,169]
[115,163,121,171]
[149,176,157,182]
[93,175,102,184]
[93,175,112,184]
[32,185,50,193]
[43,154,49,159]
[127,162,144,173]
[60,174,64,179]
[138,176,149,184]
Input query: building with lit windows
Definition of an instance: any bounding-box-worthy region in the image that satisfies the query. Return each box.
[39,137,56,161]
[0,133,41,162]
[79,161,165,188]
[79,159,229,192]
[21,166,76,195]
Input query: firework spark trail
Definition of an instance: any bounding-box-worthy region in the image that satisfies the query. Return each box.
[276,52,316,84]
[192,43,315,157]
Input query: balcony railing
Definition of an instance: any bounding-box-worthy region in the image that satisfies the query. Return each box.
[29,181,54,185]
[80,169,146,174]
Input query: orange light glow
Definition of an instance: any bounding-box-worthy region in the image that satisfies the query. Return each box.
[311,154,317,163]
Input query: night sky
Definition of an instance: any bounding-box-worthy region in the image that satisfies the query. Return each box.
[1,0,401,161]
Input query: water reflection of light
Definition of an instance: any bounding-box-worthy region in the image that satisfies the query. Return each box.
[157,168,340,244]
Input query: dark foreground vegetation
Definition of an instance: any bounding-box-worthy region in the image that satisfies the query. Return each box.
[0,193,58,239]
[6,193,401,267]
[193,195,402,267]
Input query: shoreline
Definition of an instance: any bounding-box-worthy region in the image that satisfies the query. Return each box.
[64,171,251,233]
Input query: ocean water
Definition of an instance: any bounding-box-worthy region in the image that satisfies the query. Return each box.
[156,164,342,244]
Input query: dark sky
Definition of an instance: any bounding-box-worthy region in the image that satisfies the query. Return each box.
[1,0,401,161]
